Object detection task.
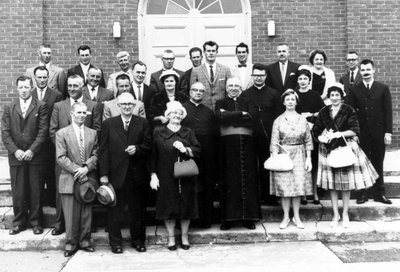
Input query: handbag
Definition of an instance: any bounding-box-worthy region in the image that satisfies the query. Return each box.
[264,143,293,171]
[326,122,357,168]
[173,154,199,178]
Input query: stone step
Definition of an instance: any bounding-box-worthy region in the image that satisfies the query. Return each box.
[1,199,400,230]
[1,220,400,251]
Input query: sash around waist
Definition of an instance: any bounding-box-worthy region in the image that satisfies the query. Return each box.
[220,126,253,136]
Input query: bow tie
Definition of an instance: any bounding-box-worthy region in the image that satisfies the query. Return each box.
[238,64,247,68]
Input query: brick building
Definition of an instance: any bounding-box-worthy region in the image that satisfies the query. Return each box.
[0,0,399,155]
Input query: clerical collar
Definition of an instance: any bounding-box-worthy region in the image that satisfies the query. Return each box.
[190,99,201,107]
[254,84,265,90]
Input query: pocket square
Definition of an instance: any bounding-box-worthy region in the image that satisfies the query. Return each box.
[86,112,92,115]
[35,113,38,116]
[290,72,295,76]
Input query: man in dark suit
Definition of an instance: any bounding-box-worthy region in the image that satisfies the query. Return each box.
[26,44,67,98]
[82,66,114,114]
[32,66,63,207]
[179,47,203,95]
[347,59,393,205]
[99,92,152,254]
[241,63,281,206]
[50,74,102,236]
[1,75,48,235]
[56,102,98,257]
[67,45,106,90]
[132,61,156,113]
[266,43,300,94]
[339,51,362,99]
[190,41,232,110]
[150,50,184,93]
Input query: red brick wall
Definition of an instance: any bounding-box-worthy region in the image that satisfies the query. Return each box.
[0,0,399,155]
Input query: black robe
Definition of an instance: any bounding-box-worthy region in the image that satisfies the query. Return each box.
[215,96,261,221]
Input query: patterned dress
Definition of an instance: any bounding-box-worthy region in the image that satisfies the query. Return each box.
[312,104,378,191]
[269,113,313,197]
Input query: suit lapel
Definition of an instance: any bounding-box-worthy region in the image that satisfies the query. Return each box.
[113,117,127,143]
[274,62,284,89]
[47,64,56,83]
[214,63,221,82]
[83,126,92,160]
[201,64,212,84]
[66,125,80,161]
[63,100,72,125]
[24,98,37,118]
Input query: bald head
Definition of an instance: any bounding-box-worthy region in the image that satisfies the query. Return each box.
[189,82,206,103]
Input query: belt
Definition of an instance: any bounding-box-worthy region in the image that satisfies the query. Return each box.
[220,126,253,136]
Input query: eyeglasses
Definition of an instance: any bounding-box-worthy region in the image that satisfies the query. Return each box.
[190,88,205,93]
[252,74,266,78]
[346,58,358,62]
[119,103,134,107]
[162,58,175,61]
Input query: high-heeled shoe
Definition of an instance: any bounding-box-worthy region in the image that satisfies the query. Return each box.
[279,218,290,229]
[181,233,190,250]
[330,215,340,228]
[292,217,304,229]
[167,236,176,251]
[342,215,350,229]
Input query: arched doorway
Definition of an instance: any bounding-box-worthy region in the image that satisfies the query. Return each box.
[138,0,251,79]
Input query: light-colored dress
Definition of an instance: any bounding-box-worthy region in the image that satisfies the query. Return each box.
[269,113,313,197]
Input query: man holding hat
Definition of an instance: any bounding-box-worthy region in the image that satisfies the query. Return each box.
[99,92,152,254]
[55,101,99,257]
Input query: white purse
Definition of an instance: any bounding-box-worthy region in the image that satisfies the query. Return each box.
[264,143,293,171]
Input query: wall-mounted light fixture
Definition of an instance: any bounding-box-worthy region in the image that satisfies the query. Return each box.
[113,22,121,39]
[268,20,275,37]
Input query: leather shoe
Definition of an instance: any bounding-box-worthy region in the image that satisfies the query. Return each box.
[374,195,392,204]
[64,249,77,257]
[135,245,146,253]
[243,221,256,230]
[51,227,65,236]
[111,246,123,254]
[81,246,95,252]
[168,244,177,251]
[356,194,368,204]
[9,225,25,235]
[312,200,321,205]
[220,222,231,230]
[180,244,190,250]
[33,225,43,235]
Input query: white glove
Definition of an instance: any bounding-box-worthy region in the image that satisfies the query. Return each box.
[150,174,159,191]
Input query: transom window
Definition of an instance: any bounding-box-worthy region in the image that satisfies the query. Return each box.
[146,0,243,14]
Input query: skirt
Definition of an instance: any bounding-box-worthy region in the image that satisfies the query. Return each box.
[317,139,378,191]
[270,144,313,197]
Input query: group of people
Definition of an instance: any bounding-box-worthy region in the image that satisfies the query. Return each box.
[0,40,393,256]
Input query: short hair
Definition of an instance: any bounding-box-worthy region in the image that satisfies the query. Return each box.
[163,49,174,55]
[132,60,147,70]
[116,51,130,60]
[235,42,249,54]
[203,41,219,51]
[360,59,375,67]
[298,69,311,80]
[77,45,91,54]
[71,101,87,112]
[327,85,345,98]
[116,73,131,83]
[39,44,51,51]
[309,49,328,65]
[277,43,289,48]
[67,74,85,85]
[87,66,101,74]
[347,51,358,56]
[252,63,267,73]
[281,89,299,103]
[34,66,49,76]
[189,47,202,57]
[16,75,33,86]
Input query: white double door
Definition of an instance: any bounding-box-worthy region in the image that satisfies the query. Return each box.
[140,13,250,82]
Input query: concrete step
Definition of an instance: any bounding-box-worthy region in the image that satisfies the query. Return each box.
[1,220,400,251]
[1,199,400,230]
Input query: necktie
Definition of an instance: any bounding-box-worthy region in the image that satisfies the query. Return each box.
[238,64,247,68]
[91,87,96,101]
[79,129,85,164]
[124,120,129,131]
[366,84,370,90]
[137,85,142,101]
[209,65,214,83]
[350,71,354,85]
[280,63,285,84]
[39,89,44,100]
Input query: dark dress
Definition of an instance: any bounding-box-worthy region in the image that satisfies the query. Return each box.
[147,90,188,127]
[215,96,261,221]
[150,125,201,220]
[312,72,326,96]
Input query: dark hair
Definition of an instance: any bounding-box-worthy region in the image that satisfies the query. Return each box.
[327,86,345,98]
[252,63,267,73]
[347,51,358,56]
[132,60,147,70]
[116,73,131,83]
[33,66,49,76]
[235,42,249,54]
[203,41,219,51]
[360,59,375,67]
[16,75,33,86]
[309,49,328,65]
[189,47,202,57]
[77,45,91,54]
[163,49,174,55]
[298,69,311,80]
[160,74,179,85]
[281,89,299,104]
